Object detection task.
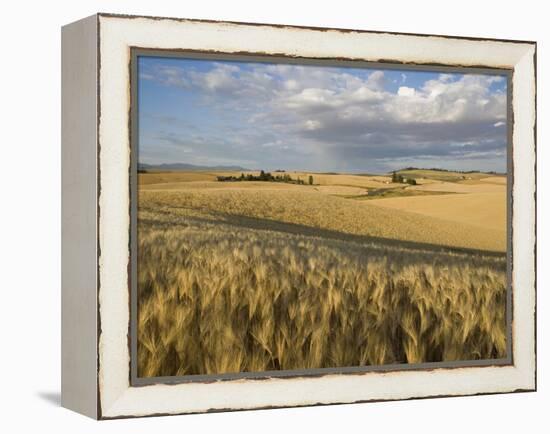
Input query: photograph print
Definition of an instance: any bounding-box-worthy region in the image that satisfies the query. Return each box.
[133,53,510,379]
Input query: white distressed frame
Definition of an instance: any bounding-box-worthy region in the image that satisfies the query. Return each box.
[93,14,536,419]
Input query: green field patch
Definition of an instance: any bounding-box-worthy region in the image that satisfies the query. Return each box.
[340,187,457,200]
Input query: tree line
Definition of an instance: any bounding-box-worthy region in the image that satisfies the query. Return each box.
[217,170,314,185]
[392,171,417,185]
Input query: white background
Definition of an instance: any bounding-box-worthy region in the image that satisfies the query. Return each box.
[0,0,546,432]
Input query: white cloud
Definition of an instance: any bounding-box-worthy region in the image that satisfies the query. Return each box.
[494,121,505,127]
[284,79,299,90]
[366,70,385,91]
[285,88,335,108]
[439,74,454,83]
[397,86,415,97]
[304,119,322,130]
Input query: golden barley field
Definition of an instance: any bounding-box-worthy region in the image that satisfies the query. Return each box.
[136,170,508,377]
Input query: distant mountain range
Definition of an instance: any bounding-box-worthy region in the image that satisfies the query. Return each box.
[395,167,506,176]
[138,162,250,172]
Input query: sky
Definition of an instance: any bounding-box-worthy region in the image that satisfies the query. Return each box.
[137,56,508,174]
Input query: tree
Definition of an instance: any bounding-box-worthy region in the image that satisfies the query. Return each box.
[308,175,313,185]
[392,171,399,183]
[392,171,404,183]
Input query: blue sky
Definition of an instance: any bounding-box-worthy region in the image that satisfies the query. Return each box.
[138,56,508,173]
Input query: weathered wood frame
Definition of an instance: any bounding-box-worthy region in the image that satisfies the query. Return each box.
[129,49,515,385]
[61,13,536,419]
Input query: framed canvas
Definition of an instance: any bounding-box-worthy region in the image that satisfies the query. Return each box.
[61,13,536,419]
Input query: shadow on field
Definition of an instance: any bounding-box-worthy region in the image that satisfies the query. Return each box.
[144,207,506,260]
